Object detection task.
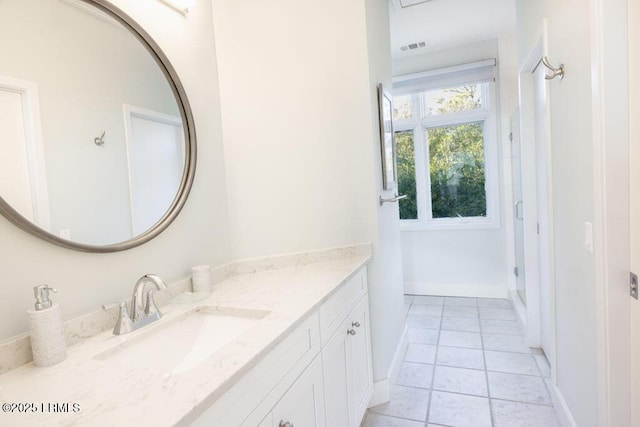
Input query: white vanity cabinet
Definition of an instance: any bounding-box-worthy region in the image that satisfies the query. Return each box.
[320,270,373,427]
[258,355,326,427]
[189,266,372,427]
[190,312,322,427]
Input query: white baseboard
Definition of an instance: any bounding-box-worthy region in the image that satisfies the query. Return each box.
[508,289,528,328]
[549,380,577,427]
[389,325,408,384]
[368,326,408,407]
[369,378,390,408]
[404,281,508,299]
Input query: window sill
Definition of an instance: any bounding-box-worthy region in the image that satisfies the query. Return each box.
[399,217,500,231]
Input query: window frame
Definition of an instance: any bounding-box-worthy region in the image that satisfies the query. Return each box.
[394,82,500,231]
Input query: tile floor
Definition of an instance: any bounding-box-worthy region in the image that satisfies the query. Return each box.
[363,295,560,427]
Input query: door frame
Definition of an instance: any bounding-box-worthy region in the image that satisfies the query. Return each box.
[590,0,631,425]
[518,21,557,378]
[0,75,50,231]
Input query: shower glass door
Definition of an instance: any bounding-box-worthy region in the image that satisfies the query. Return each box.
[511,111,526,305]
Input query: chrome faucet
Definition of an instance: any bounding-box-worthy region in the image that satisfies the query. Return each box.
[131,274,166,322]
[104,274,167,335]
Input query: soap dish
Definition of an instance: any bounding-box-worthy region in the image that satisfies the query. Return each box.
[171,291,210,304]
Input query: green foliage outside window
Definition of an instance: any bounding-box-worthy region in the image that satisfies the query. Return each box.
[393,84,487,220]
[429,122,486,218]
[428,85,486,218]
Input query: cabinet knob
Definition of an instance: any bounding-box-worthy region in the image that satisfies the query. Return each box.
[347,329,357,336]
[279,421,293,427]
[352,321,361,328]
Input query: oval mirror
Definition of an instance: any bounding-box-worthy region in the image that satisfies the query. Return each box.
[0,0,196,252]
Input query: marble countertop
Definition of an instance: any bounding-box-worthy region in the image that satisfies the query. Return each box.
[0,255,370,426]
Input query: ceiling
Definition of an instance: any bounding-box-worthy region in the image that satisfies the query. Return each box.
[388,0,516,58]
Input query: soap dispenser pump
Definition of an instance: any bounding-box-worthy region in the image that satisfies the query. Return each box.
[34,285,55,310]
[27,285,67,367]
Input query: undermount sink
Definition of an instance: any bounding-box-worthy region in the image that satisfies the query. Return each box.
[94,306,270,375]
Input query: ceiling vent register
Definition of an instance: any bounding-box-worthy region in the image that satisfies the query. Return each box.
[400,41,428,52]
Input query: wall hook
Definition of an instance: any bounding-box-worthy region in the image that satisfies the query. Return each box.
[542,56,565,80]
[94,130,106,146]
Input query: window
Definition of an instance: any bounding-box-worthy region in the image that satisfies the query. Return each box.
[394,82,499,229]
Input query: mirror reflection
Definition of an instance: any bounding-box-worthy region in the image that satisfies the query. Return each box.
[0,0,185,246]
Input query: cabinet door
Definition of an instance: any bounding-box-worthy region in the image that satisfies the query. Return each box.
[272,355,326,427]
[258,412,273,427]
[348,297,373,423]
[322,295,373,427]
[322,317,352,427]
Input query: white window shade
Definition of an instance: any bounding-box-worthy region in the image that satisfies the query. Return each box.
[392,59,497,95]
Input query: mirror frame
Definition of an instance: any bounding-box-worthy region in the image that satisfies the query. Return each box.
[0,0,197,253]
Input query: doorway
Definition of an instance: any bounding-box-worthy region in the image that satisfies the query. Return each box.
[0,75,50,230]
[123,104,184,236]
[517,29,556,371]
[532,58,554,359]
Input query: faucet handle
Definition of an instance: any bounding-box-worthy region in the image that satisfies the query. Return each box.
[101,302,123,311]
[102,301,133,335]
[144,289,162,320]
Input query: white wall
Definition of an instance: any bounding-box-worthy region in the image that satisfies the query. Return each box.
[212,0,376,260]
[392,39,515,298]
[364,0,406,387]
[0,0,179,245]
[516,0,599,424]
[212,0,405,385]
[0,0,231,340]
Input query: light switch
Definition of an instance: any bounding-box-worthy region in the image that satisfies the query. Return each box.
[585,222,594,254]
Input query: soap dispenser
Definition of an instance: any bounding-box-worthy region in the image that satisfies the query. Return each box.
[27,285,67,367]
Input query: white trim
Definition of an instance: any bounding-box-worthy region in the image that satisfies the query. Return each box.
[508,288,528,336]
[388,325,408,384]
[369,379,390,409]
[590,0,631,424]
[591,3,610,424]
[404,281,507,299]
[368,325,408,407]
[549,381,578,427]
[518,36,543,350]
[124,104,184,128]
[0,75,51,232]
[393,59,497,94]
[394,59,497,83]
[535,46,558,384]
[517,21,559,387]
[399,217,500,231]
